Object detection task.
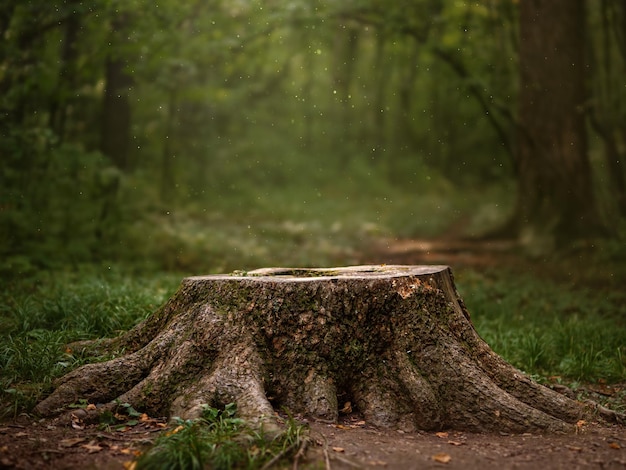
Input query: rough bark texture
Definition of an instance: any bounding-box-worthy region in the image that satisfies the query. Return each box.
[35,265,623,433]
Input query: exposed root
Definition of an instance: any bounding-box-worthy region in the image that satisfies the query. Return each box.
[34,265,626,434]
[302,369,338,422]
[33,350,153,416]
[168,336,280,432]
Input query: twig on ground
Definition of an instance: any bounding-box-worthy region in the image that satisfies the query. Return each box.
[260,442,298,470]
[323,444,331,470]
[330,452,364,468]
[292,437,309,470]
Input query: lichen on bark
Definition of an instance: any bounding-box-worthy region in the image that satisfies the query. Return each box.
[35,265,624,433]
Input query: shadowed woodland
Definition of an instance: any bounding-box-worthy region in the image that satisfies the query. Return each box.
[2,0,626,274]
[1,0,626,468]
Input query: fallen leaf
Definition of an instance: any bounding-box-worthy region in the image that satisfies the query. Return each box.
[567,446,583,452]
[609,442,621,450]
[432,453,451,463]
[86,403,97,411]
[70,414,85,430]
[332,447,345,453]
[435,432,449,439]
[334,424,351,430]
[340,401,352,414]
[368,460,387,466]
[14,432,28,438]
[576,420,586,428]
[447,440,465,446]
[354,420,366,426]
[165,425,184,436]
[59,438,87,448]
[81,441,103,453]
[140,413,150,422]
[123,461,137,470]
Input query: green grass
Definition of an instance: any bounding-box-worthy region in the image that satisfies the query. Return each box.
[0,269,180,417]
[92,164,514,274]
[134,404,308,470]
[458,269,626,384]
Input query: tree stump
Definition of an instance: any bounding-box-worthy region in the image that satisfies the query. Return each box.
[35,265,623,433]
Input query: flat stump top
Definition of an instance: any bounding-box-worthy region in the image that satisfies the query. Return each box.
[187,265,450,283]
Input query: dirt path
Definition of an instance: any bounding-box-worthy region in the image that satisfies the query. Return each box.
[307,417,626,469]
[1,412,625,469]
[364,235,625,291]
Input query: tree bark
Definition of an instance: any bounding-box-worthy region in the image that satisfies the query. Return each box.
[34,265,623,433]
[513,0,604,249]
[100,13,134,172]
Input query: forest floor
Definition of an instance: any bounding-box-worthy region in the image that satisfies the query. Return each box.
[1,236,625,469]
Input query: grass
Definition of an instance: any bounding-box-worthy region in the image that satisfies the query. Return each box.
[133,403,308,470]
[458,269,626,384]
[0,269,180,417]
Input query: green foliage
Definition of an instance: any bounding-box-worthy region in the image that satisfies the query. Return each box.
[0,133,124,276]
[0,0,527,278]
[2,0,622,274]
[134,403,308,470]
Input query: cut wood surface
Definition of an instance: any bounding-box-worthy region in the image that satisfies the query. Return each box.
[35,265,624,433]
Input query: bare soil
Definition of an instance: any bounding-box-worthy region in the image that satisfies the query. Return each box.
[1,411,624,469]
[1,236,624,469]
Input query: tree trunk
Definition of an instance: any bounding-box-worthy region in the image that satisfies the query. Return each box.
[513,0,604,249]
[100,14,134,172]
[48,0,81,143]
[34,266,622,433]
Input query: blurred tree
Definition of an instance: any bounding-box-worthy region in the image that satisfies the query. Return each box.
[588,0,626,217]
[101,11,134,172]
[507,0,604,250]
[48,0,81,143]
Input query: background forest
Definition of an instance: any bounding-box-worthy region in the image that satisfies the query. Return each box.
[2,0,625,276]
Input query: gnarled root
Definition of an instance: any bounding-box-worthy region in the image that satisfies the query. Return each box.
[35,266,625,433]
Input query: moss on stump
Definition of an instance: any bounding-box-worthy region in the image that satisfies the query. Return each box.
[35,265,624,433]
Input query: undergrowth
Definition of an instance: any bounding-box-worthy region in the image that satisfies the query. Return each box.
[133,403,308,470]
[0,269,180,418]
[459,270,626,384]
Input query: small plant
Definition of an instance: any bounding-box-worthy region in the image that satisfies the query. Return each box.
[133,404,309,470]
[517,331,546,374]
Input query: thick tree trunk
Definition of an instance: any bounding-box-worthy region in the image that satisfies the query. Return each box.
[513,0,604,249]
[35,266,622,433]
